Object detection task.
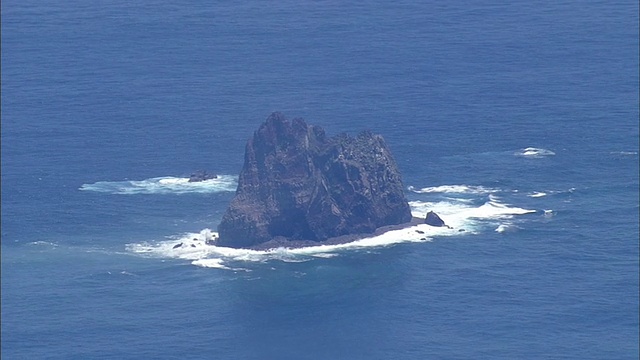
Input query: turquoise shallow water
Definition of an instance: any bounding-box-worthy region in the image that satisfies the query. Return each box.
[2,1,638,359]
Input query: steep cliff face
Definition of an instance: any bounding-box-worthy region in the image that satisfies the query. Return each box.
[216,112,412,248]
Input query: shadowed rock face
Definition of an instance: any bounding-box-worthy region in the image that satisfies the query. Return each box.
[216,112,412,248]
[424,211,446,227]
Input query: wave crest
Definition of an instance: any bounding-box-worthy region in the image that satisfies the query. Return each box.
[408,185,498,195]
[80,175,238,194]
[515,147,556,158]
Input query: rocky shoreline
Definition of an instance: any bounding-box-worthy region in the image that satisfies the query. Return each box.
[246,217,426,250]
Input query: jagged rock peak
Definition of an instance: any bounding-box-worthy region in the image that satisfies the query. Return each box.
[217,112,412,248]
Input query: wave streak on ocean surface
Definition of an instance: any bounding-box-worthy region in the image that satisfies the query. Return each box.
[79,175,238,194]
[514,147,556,158]
[408,184,499,195]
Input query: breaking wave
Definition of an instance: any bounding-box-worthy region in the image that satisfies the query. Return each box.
[526,187,576,198]
[79,175,238,195]
[514,147,556,158]
[408,185,499,195]
[409,195,536,227]
[495,222,520,233]
[126,187,538,270]
[127,226,437,270]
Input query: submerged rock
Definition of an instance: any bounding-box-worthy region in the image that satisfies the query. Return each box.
[188,170,217,182]
[216,112,412,248]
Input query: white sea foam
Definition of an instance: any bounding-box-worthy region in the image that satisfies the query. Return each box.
[495,222,519,233]
[126,196,537,270]
[407,184,499,195]
[127,225,440,270]
[526,187,579,198]
[413,198,534,222]
[515,147,556,158]
[79,175,238,194]
[191,259,239,270]
[27,241,58,247]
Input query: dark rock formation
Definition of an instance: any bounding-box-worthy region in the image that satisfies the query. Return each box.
[188,170,217,182]
[216,112,412,248]
[424,211,446,227]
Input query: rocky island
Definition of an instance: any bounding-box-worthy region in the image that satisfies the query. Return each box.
[216,112,421,249]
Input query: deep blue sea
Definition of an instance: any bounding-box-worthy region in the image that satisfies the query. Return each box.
[2,1,639,359]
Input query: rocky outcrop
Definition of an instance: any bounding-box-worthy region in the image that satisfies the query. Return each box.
[216,112,412,248]
[188,170,217,182]
[424,211,447,227]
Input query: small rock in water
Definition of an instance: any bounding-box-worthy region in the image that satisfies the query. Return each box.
[188,170,218,182]
[425,211,446,227]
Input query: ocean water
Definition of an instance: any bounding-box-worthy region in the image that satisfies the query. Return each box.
[2,0,638,359]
